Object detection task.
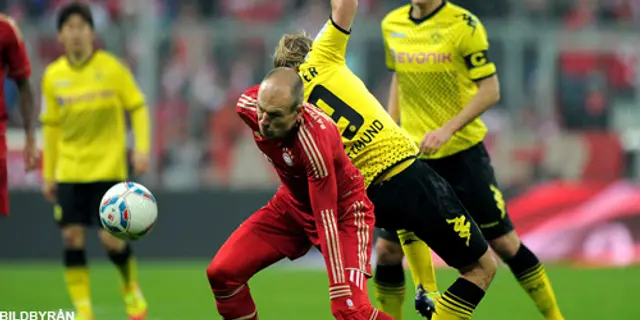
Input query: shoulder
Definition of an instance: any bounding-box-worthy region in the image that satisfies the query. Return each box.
[94,50,131,71]
[0,15,20,36]
[93,50,131,76]
[381,4,410,29]
[444,3,484,28]
[299,104,339,147]
[235,85,260,127]
[236,85,260,112]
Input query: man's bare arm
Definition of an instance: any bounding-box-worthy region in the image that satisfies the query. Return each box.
[331,0,358,31]
[15,78,35,136]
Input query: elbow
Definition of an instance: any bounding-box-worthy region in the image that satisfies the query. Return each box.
[477,75,500,108]
[490,86,501,106]
[14,77,29,89]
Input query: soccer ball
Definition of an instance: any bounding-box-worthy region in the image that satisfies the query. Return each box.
[99,181,157,240]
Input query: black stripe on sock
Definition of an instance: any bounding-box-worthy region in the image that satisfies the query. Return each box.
[108,243,132,266]
[446,277,486,309]
[374,263,405,285]
[64,249,87,267]
[519,265,545,283]
[505,244,541,278]
[441,293,474,314]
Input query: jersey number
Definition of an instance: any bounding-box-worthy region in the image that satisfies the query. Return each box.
[308,85,364,140]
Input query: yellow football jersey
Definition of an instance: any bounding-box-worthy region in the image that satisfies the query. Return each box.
[40,50,150,183]
[299,19,418,187]
[382,2,497,159]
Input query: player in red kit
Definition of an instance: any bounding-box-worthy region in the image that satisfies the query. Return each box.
[0,14,38,216]
[206,68,393,320]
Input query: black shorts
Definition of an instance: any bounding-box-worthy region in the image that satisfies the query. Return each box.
[367,160,488,269]
[424,142,514,241]
[55,181,120,227]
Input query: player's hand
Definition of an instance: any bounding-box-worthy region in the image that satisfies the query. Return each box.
[23,133,38,172]
[414,284,436,319]
[42,181,57,203]
[419,127,453,156]
[132,151,150,176]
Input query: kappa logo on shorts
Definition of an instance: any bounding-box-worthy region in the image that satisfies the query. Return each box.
[446,215,472,246]
[490,184,507,218]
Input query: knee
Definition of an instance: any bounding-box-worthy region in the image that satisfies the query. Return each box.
[375,239,404,265]
[489,231,521,260]
[61,225,85,249]
[206,256,239,290]
[98,230,126,252]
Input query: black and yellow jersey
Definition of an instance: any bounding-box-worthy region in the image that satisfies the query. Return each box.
[382,1,497,158]
[40,50,150,183]
[299,18,418,187]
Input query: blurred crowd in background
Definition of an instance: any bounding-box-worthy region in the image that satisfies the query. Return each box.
[2,0,639,192]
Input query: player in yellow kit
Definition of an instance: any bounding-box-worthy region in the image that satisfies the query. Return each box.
[273,0,498,319]
[40,3,150,320]
[377,1,565,319]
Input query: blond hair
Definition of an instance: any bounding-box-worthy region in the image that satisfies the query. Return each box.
[273,31,313,69]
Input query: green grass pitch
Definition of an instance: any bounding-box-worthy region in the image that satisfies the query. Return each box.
[2,261,640,319]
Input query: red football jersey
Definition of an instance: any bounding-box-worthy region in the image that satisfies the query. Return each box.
[236,85,365,217]
[0,15,31,123]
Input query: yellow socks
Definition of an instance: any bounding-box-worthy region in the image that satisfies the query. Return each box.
[507,244,564,320]
[63,249,93,317]
[373,264,406,320]
[397,230,439,293]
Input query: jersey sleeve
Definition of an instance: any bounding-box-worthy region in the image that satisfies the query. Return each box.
[381,22,395,71]
[114,60,150,153]
[39,71,59,126]
[457,16,497,81]
[40,70,60,181]
[307,18,351,66]
[299,124,348,289]
[116,61,146,110]
[0,16,31,80]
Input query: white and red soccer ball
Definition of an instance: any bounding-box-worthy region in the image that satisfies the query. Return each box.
[99,182,157,240]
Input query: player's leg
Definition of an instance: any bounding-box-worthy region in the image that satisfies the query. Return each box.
[396,229,439,294]
[368,161,497,320]
[373,230,406,319]
[206,201,311,320]
[93,182,147,320]
[56,183,93,320]
[428,144,564,320]
[326,198,394,320]
[414,216,496,320]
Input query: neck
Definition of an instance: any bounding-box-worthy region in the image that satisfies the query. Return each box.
[411,0,444,20]
[67,49,94,66]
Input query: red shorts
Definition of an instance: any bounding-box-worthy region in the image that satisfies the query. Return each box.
[210,186,375,287]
